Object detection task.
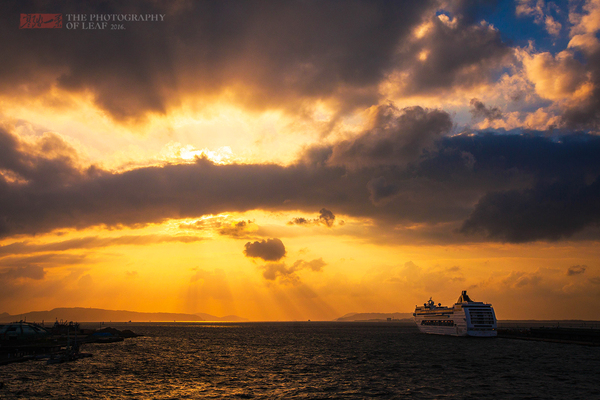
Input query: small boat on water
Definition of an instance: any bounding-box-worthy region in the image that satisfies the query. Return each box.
[413,291,497,337]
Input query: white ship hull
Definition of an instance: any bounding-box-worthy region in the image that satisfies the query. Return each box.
[414,291,497,337]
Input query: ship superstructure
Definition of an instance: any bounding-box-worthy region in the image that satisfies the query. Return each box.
[413,291,497,337]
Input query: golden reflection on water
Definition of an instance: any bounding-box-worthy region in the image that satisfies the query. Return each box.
[1,323,598,399]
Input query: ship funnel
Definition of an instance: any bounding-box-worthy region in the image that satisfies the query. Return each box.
[457,290,473,303]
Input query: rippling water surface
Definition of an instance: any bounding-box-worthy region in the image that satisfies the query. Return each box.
[1,322,599,399]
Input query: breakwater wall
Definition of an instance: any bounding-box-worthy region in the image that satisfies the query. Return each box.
[498,327,600,346]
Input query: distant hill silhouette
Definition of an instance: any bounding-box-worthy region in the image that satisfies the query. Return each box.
[0,308,247,323]
[195,313,249,322]
[335,312,414,322]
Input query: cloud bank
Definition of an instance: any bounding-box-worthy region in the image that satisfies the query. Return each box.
[1,108,600,244]
[0,0,439,121]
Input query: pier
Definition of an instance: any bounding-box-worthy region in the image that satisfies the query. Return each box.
[498,326,600,346]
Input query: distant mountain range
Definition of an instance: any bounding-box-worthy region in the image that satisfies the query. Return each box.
[335,312,414,322]
[194,313,249,322]
[0,308,248,323]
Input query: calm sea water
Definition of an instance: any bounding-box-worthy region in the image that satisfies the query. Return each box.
[1,322,598,399]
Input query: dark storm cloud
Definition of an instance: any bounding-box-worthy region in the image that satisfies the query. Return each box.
[455,132,600,242]
[367,176,401,205]
[460,177,600,242]
[1,126,361,237]
[288,217,310,226]
[446,0,500,24]
[394,9,511,97]
[327,105,453,168]
[318,208,335,227]
[179,218,255,238]
[0,128,83,187]
[470,98,503,121]
[2,117,600,243]
[1,0,438,121]
[244,238,286,261]
[219,221,255,238]
[562,51,600,129]
[288,209,336,227]
[567,265,587,276]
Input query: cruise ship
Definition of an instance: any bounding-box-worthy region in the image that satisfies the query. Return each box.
[413,291,497,337]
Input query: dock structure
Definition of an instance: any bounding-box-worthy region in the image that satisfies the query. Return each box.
[0,321,140,365]
[498,326,600,346]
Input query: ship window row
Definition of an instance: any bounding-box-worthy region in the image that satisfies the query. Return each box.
[415,313,452,317]
[421,320,454,326]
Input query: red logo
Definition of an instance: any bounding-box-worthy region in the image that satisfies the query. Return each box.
[20,14,62,29]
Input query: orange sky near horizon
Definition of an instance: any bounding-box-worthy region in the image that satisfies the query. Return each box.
[1,211,599,321]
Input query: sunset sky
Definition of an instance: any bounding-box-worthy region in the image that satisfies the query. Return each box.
[1,0,600,321]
